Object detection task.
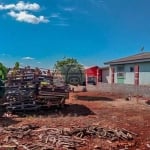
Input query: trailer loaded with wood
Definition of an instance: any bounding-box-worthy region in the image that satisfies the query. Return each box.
[3,67,69,111]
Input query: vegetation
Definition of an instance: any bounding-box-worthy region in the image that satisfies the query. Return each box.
[54,57,84,84]
[14,61,20,70]
[55,58,82,69]
[0,62,8,80]
[0,62,7,97]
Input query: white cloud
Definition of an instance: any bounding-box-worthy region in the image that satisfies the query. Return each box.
[0,1,49,24]
[50,13,60,18]
[22,56,35,60]
[0,1,40,11]
[8,11,49,24]
[55,23,69,27]
[63,7,75,12]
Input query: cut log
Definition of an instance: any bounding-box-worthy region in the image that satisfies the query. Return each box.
[0,145,17,149]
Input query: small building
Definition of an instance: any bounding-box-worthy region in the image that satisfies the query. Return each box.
[85,66,102,85]
[104,52,150,85]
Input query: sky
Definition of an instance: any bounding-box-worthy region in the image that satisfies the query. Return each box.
[0,0,150,69]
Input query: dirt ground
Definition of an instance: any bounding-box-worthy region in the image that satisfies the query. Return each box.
[0,91,150,150]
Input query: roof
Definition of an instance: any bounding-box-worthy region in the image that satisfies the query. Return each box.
[85,65,99,70]
[104,52,150,65]
[100,66,109,70]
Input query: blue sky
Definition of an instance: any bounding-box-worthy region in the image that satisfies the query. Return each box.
[0,0,150,68]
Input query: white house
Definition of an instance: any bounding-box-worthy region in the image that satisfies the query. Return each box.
[104,52,150,85]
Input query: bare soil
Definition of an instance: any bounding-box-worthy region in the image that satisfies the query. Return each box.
[0,91,150,150]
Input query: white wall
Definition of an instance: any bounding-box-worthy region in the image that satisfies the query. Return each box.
[114,66,117,83]
[124,64,134,84]
[102,68,109,83]
[139,62,150,85]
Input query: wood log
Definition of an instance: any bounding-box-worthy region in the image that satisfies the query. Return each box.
[122,128,138,136]
[0,145,17,149]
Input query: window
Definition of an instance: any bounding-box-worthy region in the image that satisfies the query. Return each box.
[117,65,125,78]
[130,67,134,72]
[117,66,124,72]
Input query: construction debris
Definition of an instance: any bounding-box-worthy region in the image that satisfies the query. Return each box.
[0,124,137,150]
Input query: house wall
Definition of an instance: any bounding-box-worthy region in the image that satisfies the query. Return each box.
[113,64,135,84]
[102,68,109,83]
[139,62,150,85]
[114,66,117,83]
[107,67,114,84]
[108,66,117,84]
[124,64,134,84]
[109,62,150,85]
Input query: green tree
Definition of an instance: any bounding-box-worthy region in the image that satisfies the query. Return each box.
[0,62,8,80]
[14,62,20,70]
[54,57,84,84]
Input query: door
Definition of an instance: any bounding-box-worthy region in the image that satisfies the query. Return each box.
[117,66,125,84]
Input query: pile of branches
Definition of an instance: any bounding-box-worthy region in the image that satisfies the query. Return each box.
[0,124,137,150]
[68,126,137,141]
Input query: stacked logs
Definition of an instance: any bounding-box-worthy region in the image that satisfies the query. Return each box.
[0,124,137,150]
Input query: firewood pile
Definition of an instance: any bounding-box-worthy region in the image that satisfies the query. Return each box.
[0,124,137,150]
[3,67,69,111]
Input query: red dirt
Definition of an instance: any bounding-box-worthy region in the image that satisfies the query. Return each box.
[0,91,150,150]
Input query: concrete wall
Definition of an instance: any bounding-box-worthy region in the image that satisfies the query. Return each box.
[87,82,150,98]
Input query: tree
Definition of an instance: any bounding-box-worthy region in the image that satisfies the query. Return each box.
[54,57,84,85]
[14,62,20,70]
[0,62,8,80]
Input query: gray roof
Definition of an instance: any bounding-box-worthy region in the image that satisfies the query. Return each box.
[104,52,150,65]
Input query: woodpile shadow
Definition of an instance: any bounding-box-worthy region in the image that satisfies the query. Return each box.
[0,117,21,127]
[0,105,21,127]
[76,96,114,101]
[12,104,95,117]
[61,104,95,116]
[0,104,6,117]
[146,100,150,105]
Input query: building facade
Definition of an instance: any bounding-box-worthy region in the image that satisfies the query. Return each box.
[104,52,150,85]
[85,66,102,85]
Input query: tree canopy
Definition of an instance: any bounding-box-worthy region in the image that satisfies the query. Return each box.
[54,58,83,70]
[54,57,84,84]
[0,62,8,80]
[14,62,20,70]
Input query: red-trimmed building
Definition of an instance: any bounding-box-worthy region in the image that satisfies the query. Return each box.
[85,66,102,85]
